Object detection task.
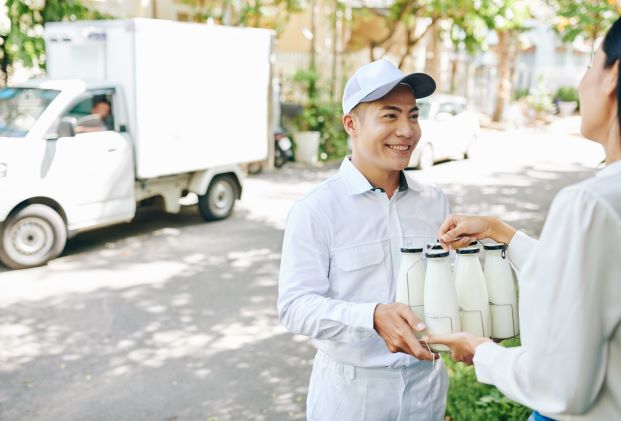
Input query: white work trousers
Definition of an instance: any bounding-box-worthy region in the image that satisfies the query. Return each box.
[306,351,448,421]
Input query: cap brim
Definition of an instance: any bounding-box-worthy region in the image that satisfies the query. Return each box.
[360,73,436,104]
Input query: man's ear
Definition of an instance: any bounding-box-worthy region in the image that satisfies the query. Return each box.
[343,113,356,136]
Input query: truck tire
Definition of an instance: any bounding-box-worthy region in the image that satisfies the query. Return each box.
[197,175,238,221]
[0,204,67,269]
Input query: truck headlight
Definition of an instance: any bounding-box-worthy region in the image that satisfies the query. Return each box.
[0,163,6,178]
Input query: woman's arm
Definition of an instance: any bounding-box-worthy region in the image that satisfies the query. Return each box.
[472,187,616,415]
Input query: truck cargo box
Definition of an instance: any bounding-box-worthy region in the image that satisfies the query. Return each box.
[44,19,272,179]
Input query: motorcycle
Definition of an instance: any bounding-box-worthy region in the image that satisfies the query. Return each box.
[247,128,293,174]
[274,128,293,168]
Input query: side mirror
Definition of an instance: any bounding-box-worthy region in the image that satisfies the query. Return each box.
[58,117,77,138]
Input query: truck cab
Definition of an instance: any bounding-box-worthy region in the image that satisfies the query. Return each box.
[0,19,272,269]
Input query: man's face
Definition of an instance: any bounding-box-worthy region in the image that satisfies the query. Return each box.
[92,102,111,119]
[347,84,421,172]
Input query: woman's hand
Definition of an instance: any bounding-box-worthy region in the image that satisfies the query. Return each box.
[438,214,517,250]
[422,332,492,365]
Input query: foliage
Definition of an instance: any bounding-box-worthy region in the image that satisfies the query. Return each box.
[0,0,110,84]
[178,0,302,34]
[290,101,348,161]
[552,0,620,49]
[555,86,579,103]
[290,68,348,161]
[525,83,555,116]
[514,88,530,101]
[444,337,532,421]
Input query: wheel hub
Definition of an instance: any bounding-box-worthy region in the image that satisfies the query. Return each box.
[211,182,233,211]
[10,217,53,256]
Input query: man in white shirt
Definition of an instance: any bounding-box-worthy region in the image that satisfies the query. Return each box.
[278,59,451,420]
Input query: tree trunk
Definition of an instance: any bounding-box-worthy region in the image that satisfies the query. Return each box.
[450,56,458,94]
[398,17,437,69]
[492,30,517,122]
[330,0,338,102]
[425,20,442,84]
[308,0,317,101]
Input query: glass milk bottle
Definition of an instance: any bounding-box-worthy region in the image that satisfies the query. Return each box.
[483,243,519,339]
[423,250,460,352]
[396,248,425,321]
[455,246,491,337]
[454,241,479,274]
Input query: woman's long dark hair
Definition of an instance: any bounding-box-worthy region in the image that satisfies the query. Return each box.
[603,17,621,135]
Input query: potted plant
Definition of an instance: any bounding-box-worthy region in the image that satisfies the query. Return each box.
[555,86,579,117]
[290,69,322,164]
[289,103,320,164]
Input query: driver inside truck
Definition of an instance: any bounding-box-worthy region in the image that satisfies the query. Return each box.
[75,98,112,133]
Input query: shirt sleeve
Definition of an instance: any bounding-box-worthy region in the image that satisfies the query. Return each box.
[473,187,619,415]
[277,200,378,343]
[507,230,538,272]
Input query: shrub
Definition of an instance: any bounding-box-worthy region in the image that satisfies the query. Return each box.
[290,69,349,161]
[444,337,531,421]
[555,86,579,103]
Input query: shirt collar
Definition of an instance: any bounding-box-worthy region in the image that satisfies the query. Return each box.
[339,157,423,195]
[596,159,621,179]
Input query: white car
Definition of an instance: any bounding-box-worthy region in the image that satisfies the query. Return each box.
[408,94,480,169]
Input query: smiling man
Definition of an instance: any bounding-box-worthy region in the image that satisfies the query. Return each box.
[278,59,450,420]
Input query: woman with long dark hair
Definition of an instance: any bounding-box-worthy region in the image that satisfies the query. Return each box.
[424,18,621,420]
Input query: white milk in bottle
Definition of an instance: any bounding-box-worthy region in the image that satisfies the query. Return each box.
[423,250,460,352]
[396,248,425,321]
[454,241,478,274]
[483,242,519,339]
[454,246,491,337]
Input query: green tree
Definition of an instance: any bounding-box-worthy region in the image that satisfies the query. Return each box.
[178,0,302,33]
[475,0,533,122]
[0,0,108,86]
[552,0,620,55]
[352,0,532,122]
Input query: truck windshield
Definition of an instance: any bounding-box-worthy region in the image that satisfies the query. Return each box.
[0,87,60,137]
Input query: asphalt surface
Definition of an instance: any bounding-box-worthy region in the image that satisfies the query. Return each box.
[0,120,605,420]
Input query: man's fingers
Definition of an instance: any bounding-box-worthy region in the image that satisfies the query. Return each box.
[404,332,435,361]
[399,305,426,332]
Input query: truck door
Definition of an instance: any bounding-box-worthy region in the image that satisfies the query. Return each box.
[44,89,135,228]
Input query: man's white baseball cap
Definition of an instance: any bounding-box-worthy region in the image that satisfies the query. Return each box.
[342,59,436,114]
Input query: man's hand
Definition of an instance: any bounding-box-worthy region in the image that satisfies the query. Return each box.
[373,303,437,361]
[422,332,491,365]
[437,214,517,250]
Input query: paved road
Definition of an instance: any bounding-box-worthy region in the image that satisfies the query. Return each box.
[0,123,604,420]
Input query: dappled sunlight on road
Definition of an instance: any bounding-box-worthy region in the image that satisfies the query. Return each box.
[0,206,309,420]
[0,125,606,420]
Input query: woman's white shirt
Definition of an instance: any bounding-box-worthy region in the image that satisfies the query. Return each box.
[473,160,621,419]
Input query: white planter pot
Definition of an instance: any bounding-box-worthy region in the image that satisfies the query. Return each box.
[294,131,320,164]
[558,101,577,117]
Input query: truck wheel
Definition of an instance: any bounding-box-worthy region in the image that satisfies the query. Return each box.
[0,204,67,269]
[198,175,237,221]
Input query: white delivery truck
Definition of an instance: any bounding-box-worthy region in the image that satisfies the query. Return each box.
[0,19,273,269]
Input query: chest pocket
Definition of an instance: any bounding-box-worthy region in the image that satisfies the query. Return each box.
[331,242,389,303]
